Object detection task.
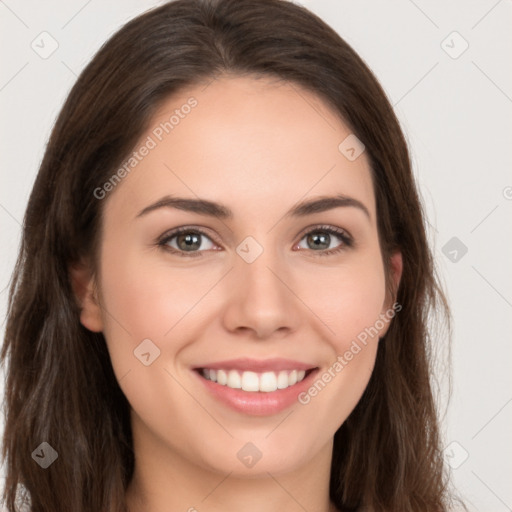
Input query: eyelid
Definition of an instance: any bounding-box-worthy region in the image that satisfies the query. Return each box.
[157,225,219,245]
[293,224,354,256]
[295,223,353,243]
[156,225,222,257]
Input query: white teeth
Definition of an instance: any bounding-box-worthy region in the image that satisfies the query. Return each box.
[216,369,227,385]
[277,370,289,389]
[200,368,308,392]
[227,370,241,388]
[260,372,277,392]
[241,371,259,392]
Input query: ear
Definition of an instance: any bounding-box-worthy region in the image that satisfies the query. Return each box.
[378,250,403,339]
[69,260,104,332]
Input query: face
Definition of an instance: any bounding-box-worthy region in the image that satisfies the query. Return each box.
[76,74,402,478]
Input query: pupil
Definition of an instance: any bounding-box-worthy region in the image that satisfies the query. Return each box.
[178,233,200,251]
[308,232,329,250]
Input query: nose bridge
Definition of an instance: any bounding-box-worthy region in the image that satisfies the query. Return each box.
[235,233,285,299]
[222,233,301,338]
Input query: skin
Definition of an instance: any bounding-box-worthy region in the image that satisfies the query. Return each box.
[72,74,402,512]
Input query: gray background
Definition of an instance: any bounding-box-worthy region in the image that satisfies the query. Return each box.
[1,0,511,510]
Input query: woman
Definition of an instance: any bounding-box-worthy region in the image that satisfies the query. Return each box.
[1,0,463,510]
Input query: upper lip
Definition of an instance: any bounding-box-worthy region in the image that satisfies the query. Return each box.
[193,358,317,372]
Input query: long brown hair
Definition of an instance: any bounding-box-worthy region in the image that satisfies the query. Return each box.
[1,0,460,510]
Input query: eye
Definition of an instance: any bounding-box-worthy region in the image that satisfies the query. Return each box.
[294,225,353,256]
[157,224,354,258]
[157,227,218,257]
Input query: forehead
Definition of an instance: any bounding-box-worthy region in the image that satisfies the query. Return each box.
[105,74,376,225]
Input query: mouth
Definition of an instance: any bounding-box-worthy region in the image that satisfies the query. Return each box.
[192,358,319,416]
[196,367,315,392]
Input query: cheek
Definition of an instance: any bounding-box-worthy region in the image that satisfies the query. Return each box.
[99,247,211,345]
[298,253,387,348]
[95,242,184,380]
[96,245,209,434]
[293,252,386,415]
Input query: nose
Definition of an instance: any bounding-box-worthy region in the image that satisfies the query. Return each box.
[221,245,302,340]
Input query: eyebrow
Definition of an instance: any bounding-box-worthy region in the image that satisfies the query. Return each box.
[135,194,371,221]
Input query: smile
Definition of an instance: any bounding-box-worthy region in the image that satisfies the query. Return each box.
[193,358,319,416]
[199,368,309,392]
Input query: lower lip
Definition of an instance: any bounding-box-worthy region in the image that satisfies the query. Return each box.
[194,369,318,416]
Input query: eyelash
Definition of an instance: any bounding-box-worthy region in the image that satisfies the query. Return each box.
[156,224,354,258]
